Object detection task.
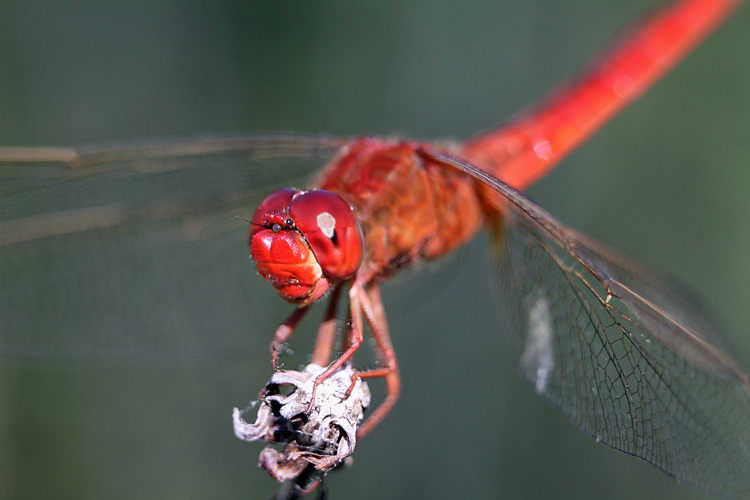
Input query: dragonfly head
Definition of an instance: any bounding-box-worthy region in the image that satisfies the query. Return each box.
[250,188,364,305]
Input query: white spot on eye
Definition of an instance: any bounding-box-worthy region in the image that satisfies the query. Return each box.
[520,295,554,394]
[317,212,336,238]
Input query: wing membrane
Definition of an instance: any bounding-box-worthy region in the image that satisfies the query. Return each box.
[0,134,346,360]
[431,151,750,499]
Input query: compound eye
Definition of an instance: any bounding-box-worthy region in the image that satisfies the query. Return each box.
[250,188,296,237]
[289,190,363,280]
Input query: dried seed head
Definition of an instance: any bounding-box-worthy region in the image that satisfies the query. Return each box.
[233,364,370,484]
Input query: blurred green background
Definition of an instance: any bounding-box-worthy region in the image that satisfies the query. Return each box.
[1,1,750,499]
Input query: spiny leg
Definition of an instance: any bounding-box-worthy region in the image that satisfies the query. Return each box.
[307,281,367,410]
[270,285,342,371]
[351,284,400,439]
[270,305,310,370]
[307,281,400,439]
[310,285,343,368]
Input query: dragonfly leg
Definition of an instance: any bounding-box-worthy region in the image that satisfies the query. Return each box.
[352,284,400,439]
[306,281,400,439]
[307,281,366,410]
[309,285,343,368]
[270,305,310,370]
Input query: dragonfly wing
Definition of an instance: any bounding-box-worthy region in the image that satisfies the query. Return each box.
[493,208,750,498]
[428,151,750,499]
[0,134,347,360]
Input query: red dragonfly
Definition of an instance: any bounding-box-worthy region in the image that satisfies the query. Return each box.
[1,0,749,498]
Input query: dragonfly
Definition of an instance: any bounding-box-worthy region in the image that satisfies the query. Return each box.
[1,0,749,498]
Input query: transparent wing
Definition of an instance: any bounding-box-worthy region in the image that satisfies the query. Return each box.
[0,134,348,360]
[429,151,750,500]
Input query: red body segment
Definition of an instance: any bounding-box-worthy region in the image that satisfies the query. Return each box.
[463,0,742,190]
[315,137,487,283]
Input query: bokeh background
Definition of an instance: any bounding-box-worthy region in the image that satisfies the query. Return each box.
[1,1,750,499]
